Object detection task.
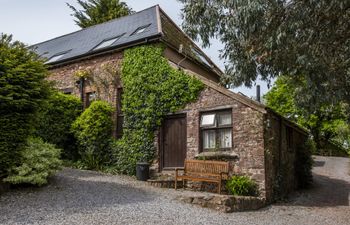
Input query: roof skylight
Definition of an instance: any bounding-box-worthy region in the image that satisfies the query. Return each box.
[191,48,212,67]
[131,24,151,36]
[46,53,66,64]
[92,35,123,51]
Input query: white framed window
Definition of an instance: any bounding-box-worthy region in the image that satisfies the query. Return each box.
[46,53,65,63]
[191,47,212,67]
[131,24,151,36]
[201,110,232,151]
[200,114,216,127]
[92,35,124,51]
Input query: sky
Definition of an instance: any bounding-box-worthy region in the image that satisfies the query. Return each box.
[0,0,271,97]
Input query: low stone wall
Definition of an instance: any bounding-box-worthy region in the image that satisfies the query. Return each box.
[176,194,266,213]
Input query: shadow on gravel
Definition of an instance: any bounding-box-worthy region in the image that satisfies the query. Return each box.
[288,174,350,207]
[0,169,155,224]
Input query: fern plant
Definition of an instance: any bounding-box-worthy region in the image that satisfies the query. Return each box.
[226,175,258,196]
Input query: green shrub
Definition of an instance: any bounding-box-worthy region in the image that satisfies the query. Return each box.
[226,175,259,196]
[4,137,62,186]
[35,91,82,160]
[0,34,49,178]
[71,100,114,169]
[112,44,203,175]
[295,138,313,188]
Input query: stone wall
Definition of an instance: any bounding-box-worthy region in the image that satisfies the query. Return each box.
[176,194,266,213]
[179,86,267,197]
[264,111,308,202]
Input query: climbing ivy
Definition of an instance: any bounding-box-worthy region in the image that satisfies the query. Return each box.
[113,44,204,175]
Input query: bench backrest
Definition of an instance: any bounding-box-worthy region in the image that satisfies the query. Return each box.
[184,159,229,176]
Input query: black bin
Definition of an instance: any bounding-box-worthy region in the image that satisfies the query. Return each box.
[136,162,150,181]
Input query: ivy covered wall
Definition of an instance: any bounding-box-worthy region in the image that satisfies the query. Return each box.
[113,44,204,175]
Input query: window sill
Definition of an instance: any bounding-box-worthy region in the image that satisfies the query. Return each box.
[195,151,238,160]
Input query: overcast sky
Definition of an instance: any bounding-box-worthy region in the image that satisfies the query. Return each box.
[0,0,270,97]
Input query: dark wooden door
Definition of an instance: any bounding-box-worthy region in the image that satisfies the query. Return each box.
[161,114,187,170]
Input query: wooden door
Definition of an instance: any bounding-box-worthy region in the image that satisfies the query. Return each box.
[161,114,187,170]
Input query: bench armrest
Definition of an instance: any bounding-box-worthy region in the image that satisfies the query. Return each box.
[175,167,185,178]
[220,172,229,180]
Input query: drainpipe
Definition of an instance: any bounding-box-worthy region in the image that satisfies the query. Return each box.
[79,77,85,109]
[177,44,187,69]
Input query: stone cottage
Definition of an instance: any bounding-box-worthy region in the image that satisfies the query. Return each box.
[32,5,309,202]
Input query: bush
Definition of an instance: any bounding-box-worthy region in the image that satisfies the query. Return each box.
[71,100,114,169]
[35,91,82,160]
[295,138,313,188]
[226,175,259,196]
[0,34,49,178]
[4,137,62,186]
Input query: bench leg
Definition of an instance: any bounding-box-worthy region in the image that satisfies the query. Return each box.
[218,181,221,194]
[175,178,177,190]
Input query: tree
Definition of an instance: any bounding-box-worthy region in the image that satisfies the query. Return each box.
[35,91,82,160]
[264,76,350,151]
[67,0,133,28]
[0,34,49,177]
[180,0,350,110]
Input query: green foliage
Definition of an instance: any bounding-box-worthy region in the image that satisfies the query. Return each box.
[113,45,204,175]
[180,0,350,109]
[67,0,133,28]
[264,76,350,154]
[35,91,82,160]
[226,176,258,196]
[71,100,114,169]
[295,139,314,188]
[0,34,49,178]
[4,137,62,186]
[264,76,300,120]
[332,122,350,155]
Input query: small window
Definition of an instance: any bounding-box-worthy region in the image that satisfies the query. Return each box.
[200,114,216,127]
[200,110,232,151]
[61,87,73,95]
[85,92,97,108]
[92,35,123,51]
[191,48,212,67]
[46,53,65,63]
[131,24,151,36]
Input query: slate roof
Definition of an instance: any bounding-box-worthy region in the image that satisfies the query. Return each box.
[31,5,222,76]
[32,6,160,64]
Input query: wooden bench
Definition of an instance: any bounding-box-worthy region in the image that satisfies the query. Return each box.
[175,159,229,194]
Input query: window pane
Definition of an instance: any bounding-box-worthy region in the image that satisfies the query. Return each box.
[218,112,232,126]
[201,114,216,127]
[219,129,232,148]
[203,130,216,149]
[93,36,121,50]
[46,54,65,63]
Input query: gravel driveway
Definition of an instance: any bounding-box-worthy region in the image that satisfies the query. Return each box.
[0,156,349,225]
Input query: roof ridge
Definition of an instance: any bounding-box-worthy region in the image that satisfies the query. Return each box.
[31,5,158,47]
